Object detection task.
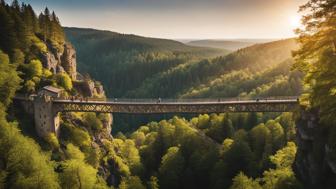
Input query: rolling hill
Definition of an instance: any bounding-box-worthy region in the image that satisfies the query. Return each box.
[65,27,301,100]
[64,27,228,97]
[127,38,302,98]
[186,39,277,50]
[187,40,256,51]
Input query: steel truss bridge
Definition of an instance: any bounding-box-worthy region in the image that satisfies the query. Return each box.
[52,97,300,114]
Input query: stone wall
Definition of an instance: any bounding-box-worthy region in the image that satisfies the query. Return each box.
[33,95,60,137]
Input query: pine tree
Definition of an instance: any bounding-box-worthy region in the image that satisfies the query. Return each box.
[0,5,18,54]
[294,0,336,124]
[39,7,51,42]
[11,0,20,10]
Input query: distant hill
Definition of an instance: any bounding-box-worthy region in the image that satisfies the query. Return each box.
[127,38,302,98]
[65,27,301,99]
[187,39,277,51]
[64,27,228,97]
[65,27,227,54]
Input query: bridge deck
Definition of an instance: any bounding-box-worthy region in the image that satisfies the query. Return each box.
[52,98,299,113]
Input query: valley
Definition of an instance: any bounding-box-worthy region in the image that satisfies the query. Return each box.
[0,0,335,189]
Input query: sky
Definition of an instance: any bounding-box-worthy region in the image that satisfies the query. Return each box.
[17,0,307,39]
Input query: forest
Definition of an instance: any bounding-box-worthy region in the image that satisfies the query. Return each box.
[64,27,228,97]
[0,0,335,188]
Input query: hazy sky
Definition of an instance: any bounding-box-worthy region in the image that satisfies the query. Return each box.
[18,0,307,39]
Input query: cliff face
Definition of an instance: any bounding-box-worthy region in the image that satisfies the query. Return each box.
[39,41,105,97]
[61,43,77,80]
[38,40,111,134]
[73,79,105,98]
[294,110,336,188]
[40,42,77,80]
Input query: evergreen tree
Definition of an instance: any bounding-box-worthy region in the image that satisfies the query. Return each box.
[159,147,185,189]
[39,7,51,42]
[0,5,18,54]
[11,0,20,10]
[294,0,336,124]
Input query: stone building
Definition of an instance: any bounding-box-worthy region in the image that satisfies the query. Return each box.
[34,86,63,137]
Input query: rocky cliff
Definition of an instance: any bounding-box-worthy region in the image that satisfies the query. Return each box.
[39,41,105,97]
[61,43,77,80]
[38,40,111,134]
[294,109,336,188]
[40,42,76,80]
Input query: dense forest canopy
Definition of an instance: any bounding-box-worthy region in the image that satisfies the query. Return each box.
[65,27,228,97]
[1,0,335,188]
[65,29,302,99]
[293,0,336,124]
[126,39,302,98]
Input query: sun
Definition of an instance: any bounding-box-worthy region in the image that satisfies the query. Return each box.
[289,15,302,28]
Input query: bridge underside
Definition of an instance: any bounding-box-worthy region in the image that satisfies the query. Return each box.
[53,101,299,114]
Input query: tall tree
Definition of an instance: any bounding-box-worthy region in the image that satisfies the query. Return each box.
[39,7,51,42]
[0,5,18,54]
[294,0,336,124]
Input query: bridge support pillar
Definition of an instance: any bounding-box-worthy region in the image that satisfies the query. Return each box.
[33,95,60,138]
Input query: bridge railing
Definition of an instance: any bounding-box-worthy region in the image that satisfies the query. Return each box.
[52,96,299,103]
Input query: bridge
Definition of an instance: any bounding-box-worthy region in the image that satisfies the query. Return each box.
[53,98,299,114]
[15,94,300,138]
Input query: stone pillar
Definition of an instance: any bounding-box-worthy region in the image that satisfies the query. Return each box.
[33,95,60,137]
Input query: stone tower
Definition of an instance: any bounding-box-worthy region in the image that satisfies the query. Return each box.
[34,86,63,137]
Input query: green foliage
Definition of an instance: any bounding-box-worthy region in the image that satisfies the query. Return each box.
[11,49,25,64]
[55,73,73,90]
[293,0,336,124]
[250,124,272,164]
[60,122,91,147]
[261,142,301,189]
[130,40,299,98]
[147,176,159,189]
[59,143,105,189]
[0,50,21,107]
[266,120,285,151]
[65,143,85,160]
[46,133,60,150]
[120,113,299,189]
[0,50,10,63]
[0,108,60,188]
[23,59,43,79]
[159,147,185,189]
[229,142,301,189]
[119,176,146,189]
[60,159,97,189]
[0,1,64,57]
[230,172,262,189]
[82,112,104,132]
[269,142,297,169]
[65,27,226,97]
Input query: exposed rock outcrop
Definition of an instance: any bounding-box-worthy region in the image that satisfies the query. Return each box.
[40,52,58,73]
[61,43,77,80]
[39,42,77,79]
[294,109,336,188]
[73,80,105,98]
